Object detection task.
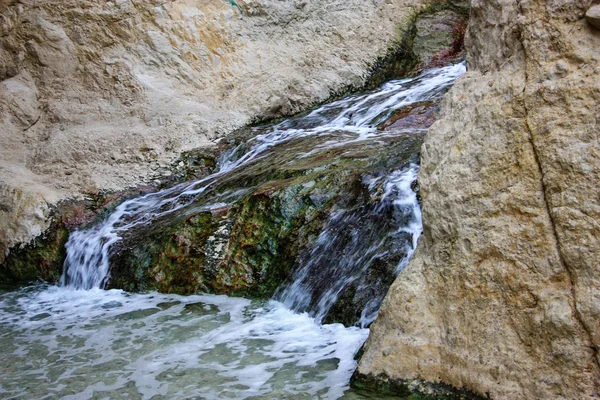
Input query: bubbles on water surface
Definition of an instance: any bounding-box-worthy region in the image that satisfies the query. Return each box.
[0,287,368,399]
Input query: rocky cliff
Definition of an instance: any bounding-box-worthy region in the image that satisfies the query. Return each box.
[0,0,431,262]
[356,0,600,399]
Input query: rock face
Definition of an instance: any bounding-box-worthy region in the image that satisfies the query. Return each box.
[0,0,430,262]
[356,0,600,399]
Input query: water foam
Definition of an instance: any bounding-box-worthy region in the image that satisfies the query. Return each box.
[276,164,422,327]
[1,62,467,399]
[0,287,367,399]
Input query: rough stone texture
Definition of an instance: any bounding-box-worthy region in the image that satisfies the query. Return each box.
[357,0,600,399]
[0,0,428,261]
[413,10,463,65]
[105,105,427,309]
[586,4,600,29]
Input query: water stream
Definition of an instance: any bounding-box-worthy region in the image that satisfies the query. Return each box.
[275,165,421,327]
[0,63,465,399]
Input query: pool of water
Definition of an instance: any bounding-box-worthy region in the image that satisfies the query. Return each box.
[0,285,368,399]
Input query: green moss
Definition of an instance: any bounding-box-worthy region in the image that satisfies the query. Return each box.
[108,212,219,294]
[365,0,469,88]
[0,197,111,284]
[107,175,333,297]
[223,188,330,299]
[151,212,216,294]
[1,0,466,297]
[364,15,420,89]
[0,221,68,284]
[350,373,486,400]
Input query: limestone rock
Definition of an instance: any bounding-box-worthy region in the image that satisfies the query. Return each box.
[0,0,427,261]
[586,5,600,29]
[357,0,600,399]
[0,183,52,261]
[0,72,40,128]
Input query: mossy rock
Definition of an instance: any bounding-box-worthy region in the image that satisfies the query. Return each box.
[0,219,68,284]
[365,0,469,88]
[0,0,467,308]
[108,212,219,293]
[350,372,486,400]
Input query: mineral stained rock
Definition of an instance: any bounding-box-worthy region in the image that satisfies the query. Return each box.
[0,0,428,261]
[357,1,600,399]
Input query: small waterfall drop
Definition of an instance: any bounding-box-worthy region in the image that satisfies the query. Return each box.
[276,165,422,327]
[61,63,465,299]
[1,62,467,400]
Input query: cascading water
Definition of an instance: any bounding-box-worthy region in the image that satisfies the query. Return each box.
[0,63,465,399]
[276,165,422,327]
[61,62,465,291]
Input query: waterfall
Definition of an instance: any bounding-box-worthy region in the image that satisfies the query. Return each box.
[61,63,465,303]
[275,165,422,327]
[1,62,467,400]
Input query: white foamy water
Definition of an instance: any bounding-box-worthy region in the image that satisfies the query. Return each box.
[0,287,368,399]
[276,164,422,327]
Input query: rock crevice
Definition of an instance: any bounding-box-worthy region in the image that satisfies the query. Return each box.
[521,54,600,374]
[517,0,600,376]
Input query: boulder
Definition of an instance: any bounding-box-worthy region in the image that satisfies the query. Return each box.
[356,0,600,398]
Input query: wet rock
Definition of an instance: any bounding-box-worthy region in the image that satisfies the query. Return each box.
[365,2,468,89]
[0,219,67,285]
[102,100,429,305]
[351,372,484,400]
[203,218,234,277]
[414,10,464,66]
[376,101,437,131]
[0,0,439,259]
[0,184,51,265]
[0,184,171,284]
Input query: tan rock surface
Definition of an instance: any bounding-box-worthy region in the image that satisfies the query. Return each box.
[0,0,428,260]
[357,0,600,398]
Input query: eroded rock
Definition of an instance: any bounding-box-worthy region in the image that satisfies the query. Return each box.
[1,0,432,261]
[105,126,424,301]
[357,0,600,398]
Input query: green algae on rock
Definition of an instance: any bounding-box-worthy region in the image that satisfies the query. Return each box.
[0,219,68,285]
[350,372,485,400]
[0,0,468,298]
[0,61,464,335]
[365,0,469,89]
[106,127,424,300]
